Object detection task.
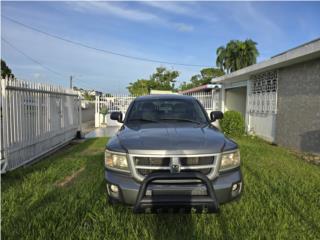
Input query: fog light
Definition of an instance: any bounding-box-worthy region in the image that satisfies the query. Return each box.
[231,182,242,197]
[110,184,119,193]
[232,183,240,191]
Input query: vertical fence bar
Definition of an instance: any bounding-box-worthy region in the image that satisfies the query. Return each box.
[1,78,8,172]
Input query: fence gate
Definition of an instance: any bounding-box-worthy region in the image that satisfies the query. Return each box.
[0,77,81,173]
[95,94,136,127]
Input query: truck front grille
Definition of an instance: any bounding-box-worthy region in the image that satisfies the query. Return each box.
[132,155,217,180]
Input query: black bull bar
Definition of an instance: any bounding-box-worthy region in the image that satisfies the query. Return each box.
[133,172,220,213]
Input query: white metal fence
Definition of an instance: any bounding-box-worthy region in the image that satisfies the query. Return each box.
[0,77,81,173]
[95,92,220,127]
[95,94,136,127]
[183,91,220,112]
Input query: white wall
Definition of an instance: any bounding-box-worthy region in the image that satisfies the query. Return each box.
[225,87,247,117]
[221,80,277,142]
[248,113,276,142]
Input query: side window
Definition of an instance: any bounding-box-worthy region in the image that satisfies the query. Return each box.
[128,102,142,119]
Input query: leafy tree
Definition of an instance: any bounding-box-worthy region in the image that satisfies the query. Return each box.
[216,39,259,73]
[150,67,179,90]
[127,79,151,96]
[83,92,95,101]
[198,68,224,84]
[179,68,224,91]
[1,59,15,79]
[127,67,179,95]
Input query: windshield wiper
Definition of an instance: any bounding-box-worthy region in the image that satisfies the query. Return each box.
[160,118,201,124]
[128,118,158,123]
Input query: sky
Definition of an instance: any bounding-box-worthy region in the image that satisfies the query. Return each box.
[1,1,320,93]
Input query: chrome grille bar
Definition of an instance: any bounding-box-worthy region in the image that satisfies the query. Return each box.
[135,164,215,170]
[135,166,171,170]
[180,164,215,170]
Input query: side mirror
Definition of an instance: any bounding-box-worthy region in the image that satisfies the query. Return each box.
[210,111,223,122]
[110,111,123,123]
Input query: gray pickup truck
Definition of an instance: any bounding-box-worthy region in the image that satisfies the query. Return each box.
[105,94,242,213]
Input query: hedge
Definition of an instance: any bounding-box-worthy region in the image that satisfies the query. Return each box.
[220,110,245,136]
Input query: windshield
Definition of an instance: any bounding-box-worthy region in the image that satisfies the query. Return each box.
[126,98,208,124]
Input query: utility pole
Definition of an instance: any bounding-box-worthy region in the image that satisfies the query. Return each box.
[70,75,73,89]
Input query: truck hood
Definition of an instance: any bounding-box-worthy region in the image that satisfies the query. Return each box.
[113,123,233,155]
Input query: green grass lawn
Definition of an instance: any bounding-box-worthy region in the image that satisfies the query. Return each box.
[1,137,320,240]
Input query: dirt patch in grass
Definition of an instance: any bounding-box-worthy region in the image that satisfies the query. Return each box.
[55,167,85,187]
[290,150,320,166]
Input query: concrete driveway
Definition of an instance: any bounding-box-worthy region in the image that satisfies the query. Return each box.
[85,126,120,138]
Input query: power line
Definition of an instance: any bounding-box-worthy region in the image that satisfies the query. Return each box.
[2,37,103,90]
[71,75,93,88]
[2,37,105,88]
[3,15,210,68]
[2,37,67,78]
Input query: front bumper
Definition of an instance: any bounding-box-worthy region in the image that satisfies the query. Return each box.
[105,168,242,211]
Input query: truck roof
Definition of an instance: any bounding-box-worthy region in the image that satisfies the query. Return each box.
[135,94,194,101]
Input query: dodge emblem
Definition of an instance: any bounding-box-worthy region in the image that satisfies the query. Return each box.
[170,157,181,173]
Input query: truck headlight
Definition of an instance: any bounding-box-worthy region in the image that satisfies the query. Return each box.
[220,150,240,171]
[105,150,129,172]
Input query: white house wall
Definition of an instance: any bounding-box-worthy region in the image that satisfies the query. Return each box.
[248,113,276,142]
[220,72,278,142]
[247,71,278,142]
[224,87,247,117]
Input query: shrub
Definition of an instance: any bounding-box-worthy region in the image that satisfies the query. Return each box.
[100,106,109,124]
[100,106,108,116]
[220,110,245,136]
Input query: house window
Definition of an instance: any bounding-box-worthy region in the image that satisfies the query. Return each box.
[249,70,278,114]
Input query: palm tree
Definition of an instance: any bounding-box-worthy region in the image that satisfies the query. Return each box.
[243,39,259,66]
[216,39,259,73]
[216,46,228,73]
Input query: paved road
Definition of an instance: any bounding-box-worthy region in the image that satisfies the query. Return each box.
[85,127,120,138]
